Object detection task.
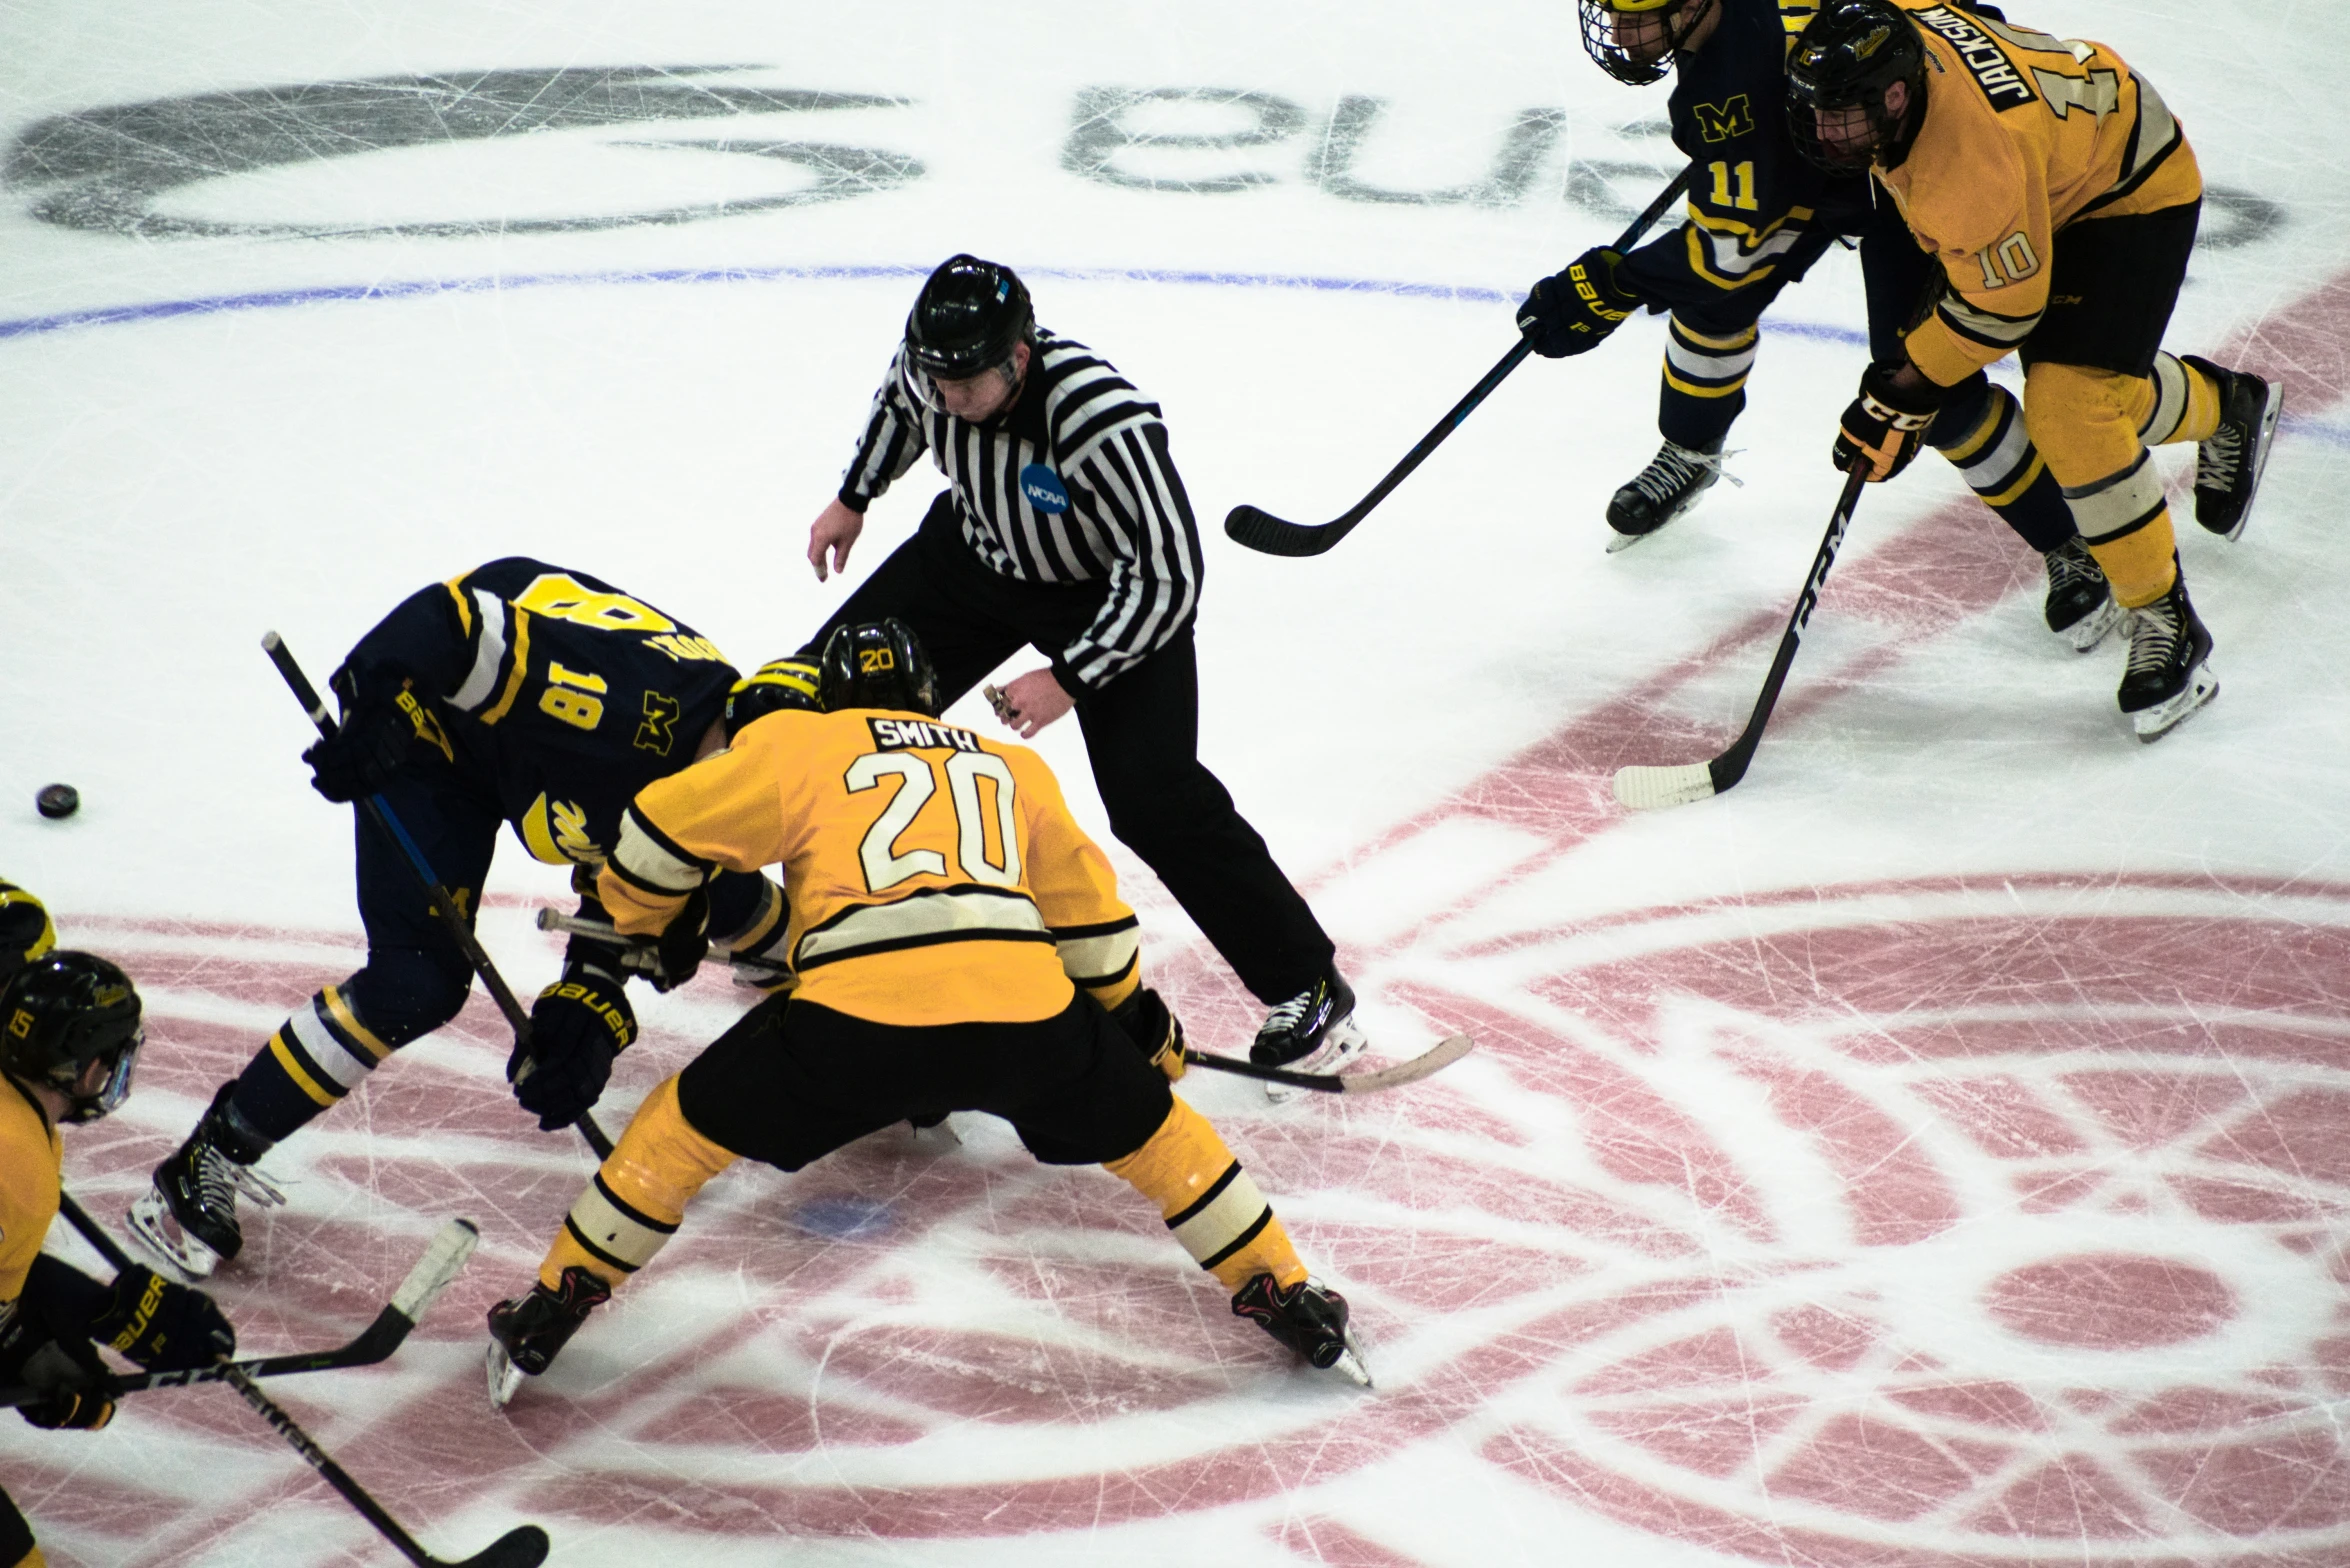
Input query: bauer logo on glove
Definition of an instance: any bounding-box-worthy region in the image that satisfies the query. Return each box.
[1518,245,1642,359]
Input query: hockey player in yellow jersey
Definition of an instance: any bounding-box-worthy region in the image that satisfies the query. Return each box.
[1788,0,2281,740]
[0,901,237,1566]
[483,621,1368,1400]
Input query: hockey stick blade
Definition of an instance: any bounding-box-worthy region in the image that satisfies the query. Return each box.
[1612,761,1717,811]
[1224,502,1353,558]
[447,1525,551,1568]
[1182,1033,1473,1094]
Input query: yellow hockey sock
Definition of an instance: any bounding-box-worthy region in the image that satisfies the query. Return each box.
[539,1076,738,1291]
[1104,1098,1307,1293]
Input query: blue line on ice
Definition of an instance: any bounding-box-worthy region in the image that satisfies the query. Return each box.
[0,260,1875,347]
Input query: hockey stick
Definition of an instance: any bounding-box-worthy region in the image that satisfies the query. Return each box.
[1224,163,1696,558]
[262,632,616,1162]
[9,1200,477,1404]
[36,1201,545,1568]
[533,907,789,985]
[1612,460,1871,809]
[1183,1032,1474,1095]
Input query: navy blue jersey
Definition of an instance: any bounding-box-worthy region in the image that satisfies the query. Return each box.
[335,558,741,872]
[1618,0,1877,309]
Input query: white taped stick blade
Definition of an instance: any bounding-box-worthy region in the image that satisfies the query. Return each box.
[391,1219,481,1322]
[1613,762,1717,811]
[1339,1033,1473,1094]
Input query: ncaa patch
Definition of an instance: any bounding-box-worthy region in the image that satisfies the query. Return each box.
[1021,463,1070,513]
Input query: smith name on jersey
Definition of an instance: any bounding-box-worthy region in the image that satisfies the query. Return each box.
[334,558,741,869]
[599,707,1143,1028]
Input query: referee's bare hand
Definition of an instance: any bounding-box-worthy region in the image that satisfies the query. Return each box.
[996,667,1074,738]
[809,499,866,582]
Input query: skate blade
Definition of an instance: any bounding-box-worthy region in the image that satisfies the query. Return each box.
[1613,762,1715,811]
[1325,1329,1375,1389]
[126,1189,224,1281]
[2227,389,2284,542]
[2131,666,2219,743]
[1603,526,1653,554]
[487,1340,528,1409]
[2060,595,2123,654]
[1264,1022,1369,1105]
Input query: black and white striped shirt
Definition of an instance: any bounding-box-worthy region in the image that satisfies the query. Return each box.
[836,330,1204,693]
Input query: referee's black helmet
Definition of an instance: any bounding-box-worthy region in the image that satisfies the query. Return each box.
[905,255,1034,380]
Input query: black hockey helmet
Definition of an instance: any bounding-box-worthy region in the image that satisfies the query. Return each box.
[2,950,144,1123]
[723,656,823,735]
[1787,0,1929,172]
[905,254,1034,382]
[817,620,941,717]
[1578,0,1718,86]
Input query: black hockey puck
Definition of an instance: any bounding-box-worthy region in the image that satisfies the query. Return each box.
[35,784,79,820]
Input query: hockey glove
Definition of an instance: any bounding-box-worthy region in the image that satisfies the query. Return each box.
[1517,247,1640,359]
[303,676,421,803]
[1835,361,1945,482]
[514,962,637,1131]
[16,1339,117,1430]
[89,1264,237,1372]
[650,887,711,994]
[1110,986,1187,1082]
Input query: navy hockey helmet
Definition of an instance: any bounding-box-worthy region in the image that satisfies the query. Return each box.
[817,620,941,717]
[1787,0,1929,173]
[2,951,144,1123]
[1578,0,1719,86]
[723,656,823,735]
[905,255,1034,382]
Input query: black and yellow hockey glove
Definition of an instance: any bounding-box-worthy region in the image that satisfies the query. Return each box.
[1111,986,1188,1082]
[515,961,638,1131]
[89,1264,237,1372]
[1517,246,1640,359]
[1835,360,1945,481]
[304,670,422,802]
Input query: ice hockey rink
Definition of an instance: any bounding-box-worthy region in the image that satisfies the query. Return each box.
[2,0,2346,1560]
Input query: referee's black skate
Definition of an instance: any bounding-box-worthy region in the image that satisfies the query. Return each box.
[2118,573,2217,743]
[1605,440,1724,552]
[2182,355,2280,542]
[128,1082,284,1279]
[2042,537,2121,653]
[1251,968,1367,1104]
[1231,1273,1371,1386]
[487,1266,611,1407]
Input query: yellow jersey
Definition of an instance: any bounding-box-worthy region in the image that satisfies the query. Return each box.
[600,709,1141,1027]
[0,1077,62,1308]
[1881,4,2201,386]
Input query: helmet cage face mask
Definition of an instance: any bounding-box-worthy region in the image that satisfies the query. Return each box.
[1578,0,1704,86]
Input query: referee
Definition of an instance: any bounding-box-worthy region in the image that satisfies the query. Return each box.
[800,254,1363,1095]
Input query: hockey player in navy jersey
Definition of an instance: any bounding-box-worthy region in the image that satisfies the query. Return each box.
[1517,0,2123,654]
[129,559,814,1278]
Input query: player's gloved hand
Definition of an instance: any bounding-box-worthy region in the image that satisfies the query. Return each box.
[90,1264,238,1371]
[16,1339,118,1430]
[304,674,418,803]
[1835,360,1945,481]
[1111,986,1187,1082]
[1517,247,1640,359]
[514,962,638,1131]
[650,888,711,995]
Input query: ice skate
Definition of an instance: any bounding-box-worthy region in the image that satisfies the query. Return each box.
[1606,440,1725,552]
[1251,969,1367,1104]
[1232,1273,1371,1386]
[128,1083,284,1279]
[2042,536,2121,653]
[487,1266,611,1407]
[2118,573,2217,742]
[2182,355,2280,542]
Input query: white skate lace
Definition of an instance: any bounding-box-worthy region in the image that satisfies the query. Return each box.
[1629,444,1741,505]
[2047,539,2103,592]
[200,1144,286,1210]
[1259,990,1311,1036]
[2197,423,2243,491]
[2125,600,2185,678]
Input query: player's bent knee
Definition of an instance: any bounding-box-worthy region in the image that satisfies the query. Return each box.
[344,947,474,1045]
[2023,362,2149,485]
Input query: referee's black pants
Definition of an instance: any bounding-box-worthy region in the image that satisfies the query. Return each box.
[810,491,1336,1005]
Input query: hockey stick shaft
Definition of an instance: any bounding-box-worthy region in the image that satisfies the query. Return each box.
[9,1204,480,1407]
[1182,1032,1473,1094]
[1225,163,1696,557]
[1612,461,1870,809]
[534,907,789,984]
[262,632,616,1162]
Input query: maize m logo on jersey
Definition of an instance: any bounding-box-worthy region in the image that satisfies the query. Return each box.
[1913,6,2037,109]
[1690,95,1755,143]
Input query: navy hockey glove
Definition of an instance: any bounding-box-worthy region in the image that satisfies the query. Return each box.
[650,888,711,994]
[1110,986,1187,1082]
[304,676,421,803]
[1835,361,1945,481]
[1517,247,1640,358]
[90,1264,237,1371]
[514,961,637,1131]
